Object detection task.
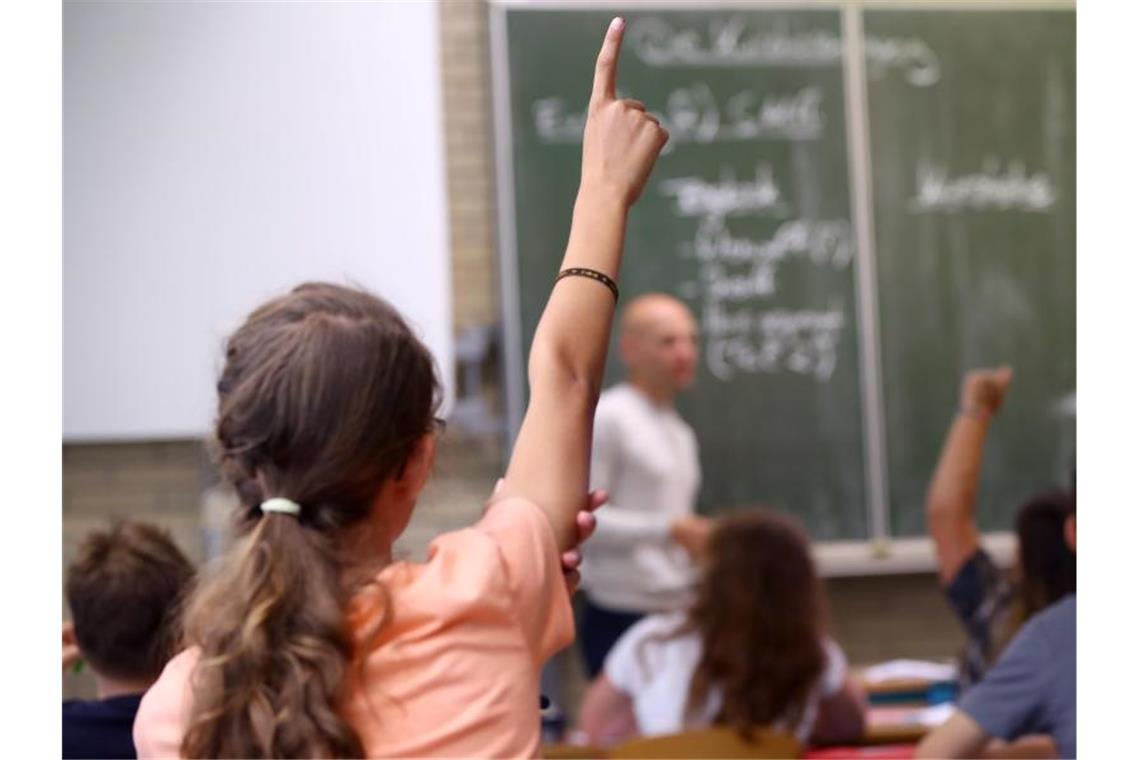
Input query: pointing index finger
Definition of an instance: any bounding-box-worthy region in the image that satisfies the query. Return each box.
[591,17,625,105]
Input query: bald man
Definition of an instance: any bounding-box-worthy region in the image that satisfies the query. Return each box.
[579,293,713,677]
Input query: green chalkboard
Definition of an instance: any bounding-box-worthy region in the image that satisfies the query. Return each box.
[864,9,1076,536]
[498,6,869,541]
[492,3,1076,543]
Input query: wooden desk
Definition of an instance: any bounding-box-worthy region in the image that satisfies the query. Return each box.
[862,704,936,745]
[543,744,605,759]
[542,705,934,759]
[862,677,941,696]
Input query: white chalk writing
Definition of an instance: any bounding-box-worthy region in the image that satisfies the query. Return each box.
[704,302,846,382]
[626,16,940,87]
[658,160,853,382]
[692,217,853,268]
[909,157,1057,213]
[863,36,941,88]
[532,85,823,147]
[660,165,786,218]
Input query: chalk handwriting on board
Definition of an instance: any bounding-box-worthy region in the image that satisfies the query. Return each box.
[532,85,823,147]
[682,219,852,300]
[909,157,1057,213]
[691,217,853,268]
[655,158,853,381]
[698,261,780,301]
[627,16,940,87]
[660,165,786,218]
[862,36,941,88]
[533,98,586,143]
[704,302,846,382]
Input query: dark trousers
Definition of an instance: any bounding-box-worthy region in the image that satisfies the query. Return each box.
[579,596,645,679]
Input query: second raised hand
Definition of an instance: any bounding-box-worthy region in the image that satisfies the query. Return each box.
[580,17,669,208]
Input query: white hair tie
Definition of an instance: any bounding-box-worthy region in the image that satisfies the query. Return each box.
[260,497,302,517]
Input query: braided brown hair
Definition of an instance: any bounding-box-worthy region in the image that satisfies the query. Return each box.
[180,282,439,758]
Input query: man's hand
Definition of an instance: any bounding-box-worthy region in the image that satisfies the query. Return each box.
[561,489,607,594]
[960,366,1013,418]
[670,515,714,560]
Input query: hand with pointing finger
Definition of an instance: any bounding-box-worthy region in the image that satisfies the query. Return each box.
[580,17,669,208]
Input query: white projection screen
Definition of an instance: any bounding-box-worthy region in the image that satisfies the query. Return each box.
[65,0,453,441]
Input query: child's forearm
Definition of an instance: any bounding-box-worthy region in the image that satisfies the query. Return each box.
[529,190,628,395]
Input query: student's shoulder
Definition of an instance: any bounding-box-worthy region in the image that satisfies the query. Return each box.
[1023,594,1076,647]
[615,612,693,661]
[1041,594,1076,621]
[133,648,200,757]
[382,523,507,596]
[379,496,572,660]
[607,611,695,688]
[382,497,560,605]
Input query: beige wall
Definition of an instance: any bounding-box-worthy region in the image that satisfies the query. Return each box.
[62,0,965,709]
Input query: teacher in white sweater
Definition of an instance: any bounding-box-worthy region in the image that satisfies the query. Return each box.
[579,293,714,677]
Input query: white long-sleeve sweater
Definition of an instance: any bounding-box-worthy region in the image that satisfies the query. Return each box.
[581,383,701,612]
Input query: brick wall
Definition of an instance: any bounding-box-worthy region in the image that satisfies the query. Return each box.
[440,0,500,333]
[62,0,967,710]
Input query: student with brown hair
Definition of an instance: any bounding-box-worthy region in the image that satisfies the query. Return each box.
[63,521,194,759]
[133,17,669,758]
[926,366,1076,688]
[576,511,866,748]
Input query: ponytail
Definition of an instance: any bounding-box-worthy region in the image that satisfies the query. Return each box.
[181,511,363,758]
[183,282,440,757]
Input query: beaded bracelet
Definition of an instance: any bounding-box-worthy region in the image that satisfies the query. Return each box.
[554,267,619,302]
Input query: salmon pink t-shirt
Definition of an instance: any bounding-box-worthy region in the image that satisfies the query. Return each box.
[133,496,574,758]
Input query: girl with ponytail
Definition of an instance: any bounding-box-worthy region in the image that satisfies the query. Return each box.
[133,18,668,758]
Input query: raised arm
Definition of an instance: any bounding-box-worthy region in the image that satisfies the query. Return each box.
[926,366,1013,585]
[499,18,669,549]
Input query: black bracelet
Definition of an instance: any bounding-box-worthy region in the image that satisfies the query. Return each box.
[554,267,620,302]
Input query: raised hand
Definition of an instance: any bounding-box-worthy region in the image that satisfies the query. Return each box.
[579,18,669,208]
[960,366,1013,418]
